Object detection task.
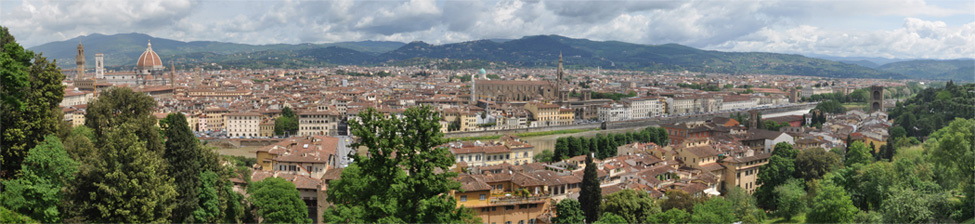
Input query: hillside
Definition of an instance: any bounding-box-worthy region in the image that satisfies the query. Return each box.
[31,33,911,79]
[878,59,974,81]
[28,33,404,68]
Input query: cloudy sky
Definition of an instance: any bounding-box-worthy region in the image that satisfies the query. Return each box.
[2,0,973,59]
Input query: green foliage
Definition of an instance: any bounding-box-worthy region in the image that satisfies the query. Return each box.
[813,100,846,114]
[600,189,661,223]
[926,118,974,191]
[645,208,690,224]
[690,197,737,223]
[795,147,842,181]
[762,120,790,131]
[274,106,299,136]
[881,185,952,223]
[579,154,602,223]
[192,171,221,223]
[807,182,858,223]
[85,87,164,153]
[660,190,704,213]
[0,206,39,224]
[78,123,177,223]
[1,26,65,178]
[163,113,220,222]
[724,186,765,223]
[593,212,627,224]
[0,136,78,223]
[755,142,798,210]
[889,83,974,138]
[553,199,585,224]
[845,141,873,167]
[554,127,667,160]
[854,210,884,224]
[324,106,477,223]
[535,149,555,163]
[247,177,312,224]
[773,179,807,221]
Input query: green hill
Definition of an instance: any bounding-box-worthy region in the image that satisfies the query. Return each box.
[31,33,911,79]
[878,59,974,81]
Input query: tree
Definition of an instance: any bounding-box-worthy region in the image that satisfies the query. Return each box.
[0,135,78,223]
[247,177,312,224]
[660,190,704,213]
[193,171,221,223]
[85,87,164,153]
[162,113,219,222]
[593,212,626,224]
[654,127,668,146]
[795,147,842,181]
[553,199,585,224]
[77,123,177,223]
[773,179,806,221]
[554,138,569,161]
[807,182,858,223]
[324,106,477,223]
[1,26,65,178]
[645,208,690,224]
[926,118,974,192]
[724,186,764,223]
[535,149,555,163]
[579,153,602,223]
[880,185,952,223]
[755,142,798,210]
[600,189,661,223]
[845,141,873,167]
[755,112,765,129]
[690,197,737,223]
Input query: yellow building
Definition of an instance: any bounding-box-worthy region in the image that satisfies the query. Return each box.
[524,103,561,126]
[448,135,535,168]
[259,119,275,137]
[557,108,574,126]
[721,150,770,194]
[204,106,228,132]
[454,173,553,224]
[254,135,339,178]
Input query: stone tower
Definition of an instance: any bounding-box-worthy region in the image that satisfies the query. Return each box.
[556,52,564,93]
[870,85,884,113]
[94,53,104,79]
[76,43,85,79]
[749,110,759,129]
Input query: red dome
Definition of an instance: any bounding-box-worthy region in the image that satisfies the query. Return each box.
[137,41,163,70]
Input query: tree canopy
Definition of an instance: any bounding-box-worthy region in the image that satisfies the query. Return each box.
[600,189,661,223]
[0,135,78,223]
[323,106,477,223]
[553,199,585,224]
[247,177,312,224]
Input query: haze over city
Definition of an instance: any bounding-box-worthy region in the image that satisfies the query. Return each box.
[3,0,974,59]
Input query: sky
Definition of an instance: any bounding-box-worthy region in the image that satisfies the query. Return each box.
[2,0,973,59]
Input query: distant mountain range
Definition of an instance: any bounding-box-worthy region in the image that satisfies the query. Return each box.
[28,33,974,81]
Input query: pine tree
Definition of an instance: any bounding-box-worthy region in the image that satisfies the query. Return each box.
[579,153,602,223]
[162,113,219,222]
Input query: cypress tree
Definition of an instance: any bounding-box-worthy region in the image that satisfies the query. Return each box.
[579,153,602,223]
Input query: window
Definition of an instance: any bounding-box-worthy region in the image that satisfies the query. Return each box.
[460,196,467,202]
[519,221,524,224]
[505,222,511,224]
[506,205,514,210]
[480,194,486,200]
[492,207,497,211]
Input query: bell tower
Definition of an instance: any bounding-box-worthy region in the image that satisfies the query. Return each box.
[75,42,85,79]
[869,85,884,113]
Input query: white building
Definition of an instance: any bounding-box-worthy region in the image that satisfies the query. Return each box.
[298,110,340,136]
[61,88,94,107]
[598,103,629,122]
[666,97,697,115]
[622,96,666,119]
[225,112,261,138]
[721,95,759,111]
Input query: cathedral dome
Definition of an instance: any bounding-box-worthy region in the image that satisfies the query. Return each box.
[137,41,163,70]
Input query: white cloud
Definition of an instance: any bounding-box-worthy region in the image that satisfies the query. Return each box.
[708,18,975,59]
[2,0,972,59]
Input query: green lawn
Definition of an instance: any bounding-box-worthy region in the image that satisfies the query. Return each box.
[842,102,867,110]
[763,213,806,223]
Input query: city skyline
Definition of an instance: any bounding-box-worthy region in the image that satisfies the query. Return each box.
[2,0,973,59]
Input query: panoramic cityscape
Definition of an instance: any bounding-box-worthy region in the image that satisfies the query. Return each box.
[1,0,973,223]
